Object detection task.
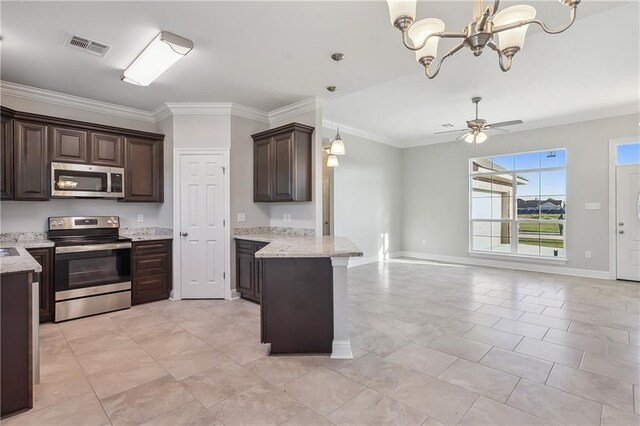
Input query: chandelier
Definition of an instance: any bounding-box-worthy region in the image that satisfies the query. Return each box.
[386,0,581,79]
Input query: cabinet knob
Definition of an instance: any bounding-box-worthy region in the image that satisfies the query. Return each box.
[618,230,624,234]
[619,222,624,226]
[180,232,188,237]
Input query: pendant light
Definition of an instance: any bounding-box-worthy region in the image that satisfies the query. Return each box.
[328,53,346,157]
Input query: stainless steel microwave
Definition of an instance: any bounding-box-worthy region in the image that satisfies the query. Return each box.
[51,162,125,198]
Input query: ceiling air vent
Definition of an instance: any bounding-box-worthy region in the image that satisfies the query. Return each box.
[64,35,111,57]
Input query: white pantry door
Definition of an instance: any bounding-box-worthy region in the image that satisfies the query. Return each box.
[616,165,640,281]
[180,154,226,298]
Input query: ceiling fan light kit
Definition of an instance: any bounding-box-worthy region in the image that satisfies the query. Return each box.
[435,96,523,144]
[386,0,580,79]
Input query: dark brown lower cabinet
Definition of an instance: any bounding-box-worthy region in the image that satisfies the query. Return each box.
[25,247,55,323]
[261,257,333,354]
[235,239,267,303]
[132,239,172,305]
[1,271,33,419]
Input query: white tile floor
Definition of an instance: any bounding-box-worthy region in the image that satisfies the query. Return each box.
[5,257,640,425]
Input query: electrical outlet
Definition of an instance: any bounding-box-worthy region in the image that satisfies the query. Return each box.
[282,214,292,222]
[422,240,426,246]
[585,251,592,259]
[137,214,144,223]
[287,214,292,222]
[237,213,246,223]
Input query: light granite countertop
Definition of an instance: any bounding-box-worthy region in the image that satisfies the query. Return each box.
[235,234,363,258]
[120,227,173,242]
[0,246,42,274]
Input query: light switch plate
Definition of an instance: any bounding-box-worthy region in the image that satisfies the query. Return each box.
[237,213,246,223]
[585,202,601,210]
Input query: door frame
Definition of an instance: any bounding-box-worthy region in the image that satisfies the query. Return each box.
[172,148,231,300]
[608,136,639,280]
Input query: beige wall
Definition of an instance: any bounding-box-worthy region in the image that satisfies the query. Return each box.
[329,129,404,263]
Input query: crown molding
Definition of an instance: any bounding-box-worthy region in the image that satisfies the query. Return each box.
[322,119,402,148]
[268,97,319,125]
[1,80,156,123]
[231,104,269,123]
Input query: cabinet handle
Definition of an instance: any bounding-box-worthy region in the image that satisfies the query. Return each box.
[180,232,188,237]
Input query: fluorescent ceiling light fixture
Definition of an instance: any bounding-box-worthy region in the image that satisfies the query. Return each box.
[122,31,194,86]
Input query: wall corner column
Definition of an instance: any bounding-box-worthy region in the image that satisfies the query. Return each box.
[330,256,352,359]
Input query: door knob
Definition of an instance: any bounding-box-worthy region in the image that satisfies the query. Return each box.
[618,230,624,234]
[180,232,188,237]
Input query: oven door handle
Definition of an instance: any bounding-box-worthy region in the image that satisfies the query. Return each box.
[55,242,132,254]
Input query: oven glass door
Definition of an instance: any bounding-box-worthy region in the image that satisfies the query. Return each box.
[53,168,108,194]
[55,248,131,292]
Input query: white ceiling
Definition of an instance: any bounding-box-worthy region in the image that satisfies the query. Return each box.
[1,1,638,146]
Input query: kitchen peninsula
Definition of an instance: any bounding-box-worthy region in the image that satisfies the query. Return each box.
[234,232,362,359]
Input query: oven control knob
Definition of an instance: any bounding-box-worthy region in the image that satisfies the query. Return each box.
[107,220,113,224]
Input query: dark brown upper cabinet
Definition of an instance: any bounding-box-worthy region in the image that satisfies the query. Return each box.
[254,137,272,201]
[90,133,124,167]
[14,120,49,201]
[123,137,163,202]
[1,110,14,200]
[50,126,88,164]
[252,123,314,202]
[0,106,164,203]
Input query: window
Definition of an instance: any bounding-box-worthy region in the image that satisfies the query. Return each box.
[616,142,640,166]
[470,149,566,259]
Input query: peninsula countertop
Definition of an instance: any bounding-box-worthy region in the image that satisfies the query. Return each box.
[234,234,363,258]
[0,246,43,274]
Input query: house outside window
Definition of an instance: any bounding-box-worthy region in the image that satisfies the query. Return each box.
[470,149,566,259]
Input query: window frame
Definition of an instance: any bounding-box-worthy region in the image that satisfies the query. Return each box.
[468,148,567,261]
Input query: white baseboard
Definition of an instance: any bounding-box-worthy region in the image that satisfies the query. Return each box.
[395,251,611,280]
[230,290,241,300]
[348,256,379,268]
[348,252,404,268]
[331,339,354,359]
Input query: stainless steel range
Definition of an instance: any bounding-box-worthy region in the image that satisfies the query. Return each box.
[48,216,131,322]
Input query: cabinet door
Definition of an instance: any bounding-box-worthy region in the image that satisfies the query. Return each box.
[90,133,124,167]
[253,137,272,201]
[14,121,49,201]
[124,137,163,202]
[50,126,88,164]
[272,132,294,201]
[26,248,54,323]
[1,113,13,200]
[237,252,255,295]
[254,242,268,302]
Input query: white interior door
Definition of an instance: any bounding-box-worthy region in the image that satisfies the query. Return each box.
[180,154,226,298]
[616,165,640,281]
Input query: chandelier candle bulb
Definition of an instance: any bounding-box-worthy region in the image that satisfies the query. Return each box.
[492,6,537,53]
[386,0,417,28]
[408,18,445,63]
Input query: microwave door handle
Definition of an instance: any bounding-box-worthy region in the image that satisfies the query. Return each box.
[107,172,112,193]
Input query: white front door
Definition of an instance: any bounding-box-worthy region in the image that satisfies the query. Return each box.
[616,165,640,281]
[180,154,226,298]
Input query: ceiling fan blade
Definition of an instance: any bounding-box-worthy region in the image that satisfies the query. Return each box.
[490,127,510,132]
[486,120,523,128]
[434,128,468,135]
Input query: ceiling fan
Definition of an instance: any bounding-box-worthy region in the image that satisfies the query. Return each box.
[435,97,523,144]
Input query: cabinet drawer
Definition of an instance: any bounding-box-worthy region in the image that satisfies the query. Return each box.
[236,240,255,253]
[132,275,168,305]
[133,253,168,276]
[132,240,171,256]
